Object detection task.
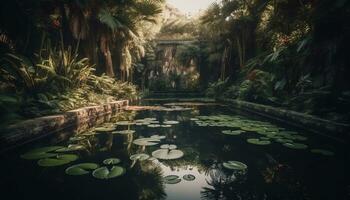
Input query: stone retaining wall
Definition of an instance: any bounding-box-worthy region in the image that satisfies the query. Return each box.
[218,98,349,140]
[0,100,129,152]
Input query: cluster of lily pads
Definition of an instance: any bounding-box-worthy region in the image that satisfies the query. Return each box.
[192,114,334,155]
[133,118,180,128]
[132,134,185,160]
[21,146,80,167]
[125,105,191,112]
[163,174,195,184]
[65,158,125,179]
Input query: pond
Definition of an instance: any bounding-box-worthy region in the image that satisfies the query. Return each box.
[0,100,347,200]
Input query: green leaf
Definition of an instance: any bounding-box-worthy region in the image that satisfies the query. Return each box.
[65,163,99,176]
[92,166,125,179]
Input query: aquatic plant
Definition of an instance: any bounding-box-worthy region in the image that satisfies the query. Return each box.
[152,145,184,160]
[38,154,78,167]
[163,175,181,184]
[133,138,160,146]
[183,174,195,181]
[21,146,64,160]
[65,163,99,176]
[311,149,334,156]
[246,138,271,145]
[92,166,126,179]
[55,144,85,152]
[283,142,308,149]
[222,130,245,135]
[223,161,247,171]
[103,158,121,165]
[112,130,135,135]
[95,127,116,132]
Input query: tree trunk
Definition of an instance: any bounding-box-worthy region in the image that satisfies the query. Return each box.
[100,35,115,77]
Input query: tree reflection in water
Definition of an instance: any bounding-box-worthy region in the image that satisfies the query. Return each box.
[201,167,258,200]
[131,161,166,200]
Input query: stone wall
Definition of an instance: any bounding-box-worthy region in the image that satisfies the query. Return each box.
[0,100,129,152]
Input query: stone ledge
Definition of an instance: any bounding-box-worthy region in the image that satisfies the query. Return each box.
[0,100,129,152]
[218,98,349,140]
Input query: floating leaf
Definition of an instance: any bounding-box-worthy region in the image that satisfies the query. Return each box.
[112,130,135,135]
[115,121,135,126]
[183,174,195,181]
[163,175,181,184]
[95,127,115,132]
[161,125,172,128]
[133,138,160,146]
[163,120,179,125]
[222,130,244,135]
[283,142,308,149]
[150,135,166,140]
[147,124,161,128]
[21,146,63,160]
[152,149,184,160]
[160,144,177,150]
[223,161,247,170]
[38,154,78,167]
[92,166,125,179]
[247,138,271,145]
[69,136,86,142]
[311,149,334,156]
[130,153,150,161]
[65,163,99,175]
[103,158,121,165]
[56,144,85,152]
[21,152,57,160]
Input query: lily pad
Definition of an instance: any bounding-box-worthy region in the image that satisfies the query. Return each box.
[247,138,271,145]
[147,124,161,128]
[183,174,195,181]
[65,163,99,175]
[38,154,78,167]
[112,130,135,135]
[222,130,244,135]
[160,144,177,150]
[161,125,172,128]
[133,138,160,146]
[150,135,166,140]
[21,152,57,160]
[92,166,125,179]
[311,149,334,156]
[56,144,85,152]
[69,136,86,142]
[152,149,184,160]
[115,121,135,126]
[130,153,150,161]
[103,158,121,165]
[163,175,181,184]
[163,120,179,125]
[223,161,247,170]
[21,146,64,160]
[95,127,116,132]
[283,142,308,149]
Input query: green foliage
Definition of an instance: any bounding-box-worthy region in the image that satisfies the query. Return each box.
[205,78,229,98]
[0,48,137,126]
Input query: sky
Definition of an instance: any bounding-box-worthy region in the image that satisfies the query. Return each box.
[167,0,218,15]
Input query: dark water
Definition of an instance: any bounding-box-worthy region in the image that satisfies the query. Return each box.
[0,100,348,200]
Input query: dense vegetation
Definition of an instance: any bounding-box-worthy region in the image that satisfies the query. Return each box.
[0,0,165,126]
[1,0,349,126]
[148,0,350,122]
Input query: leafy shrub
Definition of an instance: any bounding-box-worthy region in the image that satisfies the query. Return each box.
[205,78,229,97]
[0,49,138,126]
[237,70,273,103]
